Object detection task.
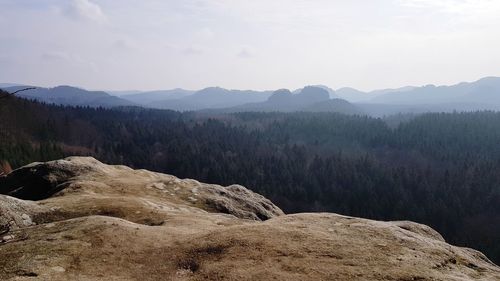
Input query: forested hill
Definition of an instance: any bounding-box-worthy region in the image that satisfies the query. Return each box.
[1,85,137,108]
[1,91,499,264]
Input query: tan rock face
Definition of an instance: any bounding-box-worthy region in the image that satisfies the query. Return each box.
[0,157,499,280]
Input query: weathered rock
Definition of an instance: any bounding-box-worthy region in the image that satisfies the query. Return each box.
[0,158,99,200]
[0,157,498,280]
[203,184,283,221]
[0,157,284,221]
[0,195,46,230]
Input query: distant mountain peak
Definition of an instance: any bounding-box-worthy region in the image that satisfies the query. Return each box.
[475,76,500,86]
[268,89,293,103]
[337,87,361,92]
[477,76,500,81]
[295,86,330,104]
[200,86,227,91]
[294,85,337,98]
[298,86,329,97]
[369,76,500,106]
[273,89,293,95]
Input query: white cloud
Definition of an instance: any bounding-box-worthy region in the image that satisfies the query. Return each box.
[64,0,107,23]
[237,48,253,59]
[398,0,500,23]
[2,0,500,90]
[182,47,203,56]
[0,55,10,67]
[42,51,71,61]
[41,51,98,72]
[195,27,215,40]
[112,38,137,50]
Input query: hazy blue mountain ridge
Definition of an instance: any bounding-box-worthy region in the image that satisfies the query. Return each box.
[3,76,500,113]
[2,85,135,107]
[221,86,362,114]
[151,87,273,110]
[370,77,500,104]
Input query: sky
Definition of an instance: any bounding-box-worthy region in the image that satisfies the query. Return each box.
[1,0,500,91]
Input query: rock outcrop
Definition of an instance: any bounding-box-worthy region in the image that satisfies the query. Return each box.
[0,157,499,280]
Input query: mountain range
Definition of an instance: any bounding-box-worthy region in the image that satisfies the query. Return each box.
[223,86,361,114]
[370,77,500,105]
[1,85,135,107]
[2,76,500,115]
[118,89,195,105]
[148,87,274,111]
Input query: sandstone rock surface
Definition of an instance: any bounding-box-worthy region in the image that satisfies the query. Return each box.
[0,157,498,280]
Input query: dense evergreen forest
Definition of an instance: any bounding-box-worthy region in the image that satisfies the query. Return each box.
[1,90,499,263]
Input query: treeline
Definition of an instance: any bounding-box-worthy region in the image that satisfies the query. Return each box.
[0,91,499,263]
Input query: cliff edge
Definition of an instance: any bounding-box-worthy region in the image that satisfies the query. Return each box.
[0,157,498,280]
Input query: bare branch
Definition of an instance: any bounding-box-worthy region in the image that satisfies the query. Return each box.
[0,87,37,99]
[10,87,37,95]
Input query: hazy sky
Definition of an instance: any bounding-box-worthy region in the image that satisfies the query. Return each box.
[1,0,499,91]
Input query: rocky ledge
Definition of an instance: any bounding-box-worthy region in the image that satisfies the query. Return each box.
[0,157,499,280]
